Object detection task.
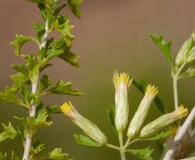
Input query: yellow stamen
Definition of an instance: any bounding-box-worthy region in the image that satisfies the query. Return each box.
[113,70,132,88]
[145,84,158,97]
[175,105,188,118]
[60,101,73,115]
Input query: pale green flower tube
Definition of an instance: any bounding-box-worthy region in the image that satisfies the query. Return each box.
[113,71,132,133]
[139,106,188,138]
[127,85,158,139]
[61,102,108,145]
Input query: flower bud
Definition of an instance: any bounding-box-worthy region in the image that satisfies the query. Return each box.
[113,71,132,133]
[127,85,158,139]
[139,106,188,138]
[175,36,194,66]
[61,102,108,145]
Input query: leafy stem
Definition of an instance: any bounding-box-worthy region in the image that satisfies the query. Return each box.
[22,18,49,160]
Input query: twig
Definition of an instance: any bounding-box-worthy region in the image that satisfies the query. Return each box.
[22,20,49,160]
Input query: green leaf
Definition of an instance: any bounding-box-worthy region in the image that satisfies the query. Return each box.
[0,123,18,142]
[40,63,53,72]
[31,143,45,155]
[38,3,46,20]
[10,34,37,56]
[39,75,52,92]
[74,134,101,147]
[54,37,79,67]
[67,0,83,18]
[141,131,172,141]
[33,23,45,42]
[47,79,84,96]
[126,148,153,160]
[12,64,29,76]
[150,34,172,67]
[58,51,79,67]
[107,105,117,134]
[54,16,74,46]
[48,148,69,160]
[54,4,67,17]
[132,78,166,114]
[0,86,26,108]
[46,105,62,114]
[10,73,30,89]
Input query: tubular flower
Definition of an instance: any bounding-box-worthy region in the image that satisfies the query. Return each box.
[60,102,108,145]
[139,105,188,138]
[113,71,132,133]
[127,84,158,139]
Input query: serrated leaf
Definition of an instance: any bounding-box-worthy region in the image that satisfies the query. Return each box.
[126,148,153,160]
[12,64,29,76]
[74,134,101,147]
[47,79,83,96]
[150,34,172,67]
[33,23,45,42]
[58,51,79,67]
[107,105,117,134]
[31,143,45,155]
[48,148,69,160]
[141,131,172,141]
[0,123,18,142]
[0,86,26,108]
[54,4,66,17]
[132,78,166,114]
[46,105,62,114]
[67,0,83,18]
[38,3,46,20]
[25,54,38,70]
[10,34,37,56]
[53,37,79,67]
[10,73,30,88]
[40,63,53,72]
[54,16,74,46]
[39,75,52,92]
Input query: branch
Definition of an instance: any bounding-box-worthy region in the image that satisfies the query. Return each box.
[22,20,49,160]
[163,106,195,160]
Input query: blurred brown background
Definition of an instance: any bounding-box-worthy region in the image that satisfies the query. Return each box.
[0,0,195,159]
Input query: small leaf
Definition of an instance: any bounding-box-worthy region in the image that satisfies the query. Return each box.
[54,4,66,17]
[0,86,26,108]
[46,105,62,114]
[0,123,18,142]
[10,73,30,89]
[31,143,45,155]
[12,64,29,76]
[107,105,117,134]
[74,134,101,147]
[33,23,45,42]
[58,51,79,67]
[48,148,69,160]
[47,79,84,96]
[53,37,79,67]
[141,131,172,141]
[150,34,172,67]
[126,148,153,160]
[67,0,83,18]
[54,16,74,46]
[39,75,52,92]
[10,34,37,56]
[132,78,166,114]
